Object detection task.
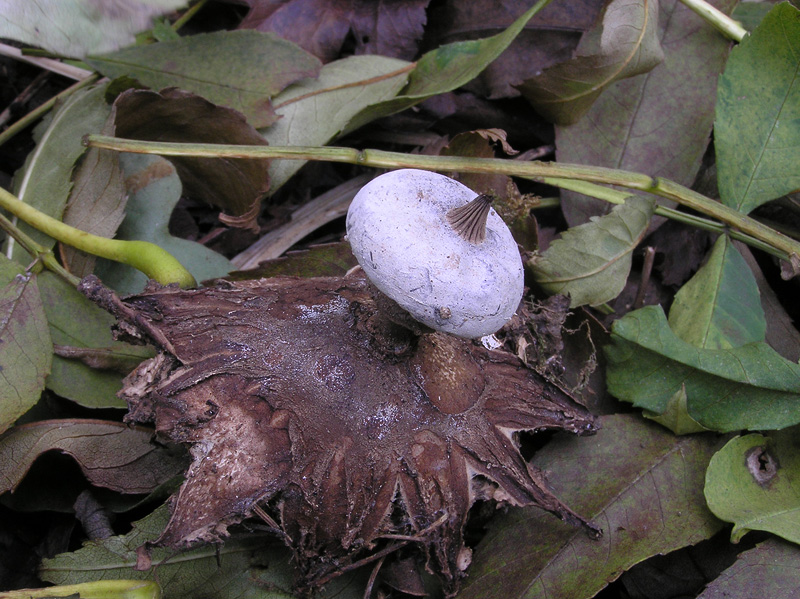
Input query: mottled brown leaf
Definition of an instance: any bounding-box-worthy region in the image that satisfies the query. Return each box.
[0,419,186,495]
[60,116,127,278]
[460,414,724,599]
[112,88,270,230]
[237,0,430,62]
[697,537,800,599]
[80,273,597,596]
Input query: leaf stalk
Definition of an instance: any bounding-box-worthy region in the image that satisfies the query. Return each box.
[678,0,748,42]
[84,135,800,263]
[0,212,79,286]
[544,177,782,258]
[0,186,196,288]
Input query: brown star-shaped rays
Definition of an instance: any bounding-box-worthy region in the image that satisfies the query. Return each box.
[80,272,597,595]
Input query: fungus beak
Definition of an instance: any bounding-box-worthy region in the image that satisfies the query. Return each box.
[446,194,493,244]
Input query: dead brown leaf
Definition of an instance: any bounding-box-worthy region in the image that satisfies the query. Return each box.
[236,0,431,62]
[0,419,186,495]
[112,88,271,231]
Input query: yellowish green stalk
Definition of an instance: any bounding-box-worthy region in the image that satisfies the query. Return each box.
[0,579,161,599]
[544,177,781,258]
[84,135,800,263]
[679,0,748,42]
[173,0,210,30]
[0,186,196,287]
[0,212,80,285]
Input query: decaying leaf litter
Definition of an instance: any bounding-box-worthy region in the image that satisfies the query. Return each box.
[1,1,800,599]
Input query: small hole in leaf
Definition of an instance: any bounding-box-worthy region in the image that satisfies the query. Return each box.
[745,445,779,486]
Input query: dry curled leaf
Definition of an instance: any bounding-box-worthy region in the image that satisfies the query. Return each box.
[112,88,270,231]
[0,419,186,495]
[80,272,597,595]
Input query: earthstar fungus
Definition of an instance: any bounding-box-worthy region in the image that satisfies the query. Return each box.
[79,172,597,595]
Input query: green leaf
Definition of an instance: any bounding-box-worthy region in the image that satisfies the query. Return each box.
[528,196,654,307]
[7,85,110,264]
[716,2,800,214]
[460,414,723,599]
[263,55,411,192]
[40,505,365,599]
[705,430,800,544]
[95,154,233,294]
[731,0,774,32]
[86,30,321,128]
[0,0,187,58]
[697,537,800,598]
[0,419,185,495]
[668,235,766,349]
[38,271,151,409]
[341,0,550,135]
[555,0,735,226]
[518,0,663,125]
[151,16,180,42]
[606,305,800,432]
[40,506,285,597]
[0,258,52,434]
[643,384,711,435]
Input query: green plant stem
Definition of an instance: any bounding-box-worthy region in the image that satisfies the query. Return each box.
[84,135,800,263]
[544,177,781,258]
[0,74,100,148]
[679,0,747,41]
[0,579,161,599]
[532,196,561,210]
[0,186,196,288]
[173,0,210,31]
[0,212,80,286]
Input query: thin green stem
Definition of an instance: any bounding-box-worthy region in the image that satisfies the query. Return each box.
[543,177,627,205]
[0,74,100,148]
[679,0,748,42]
[84,135,800,263]
[0,580,161,599]
[0,212,80,286]
[0,186,196,287]
[544,177,783,258]
[173,0,210,31]
[531,196,561,210]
